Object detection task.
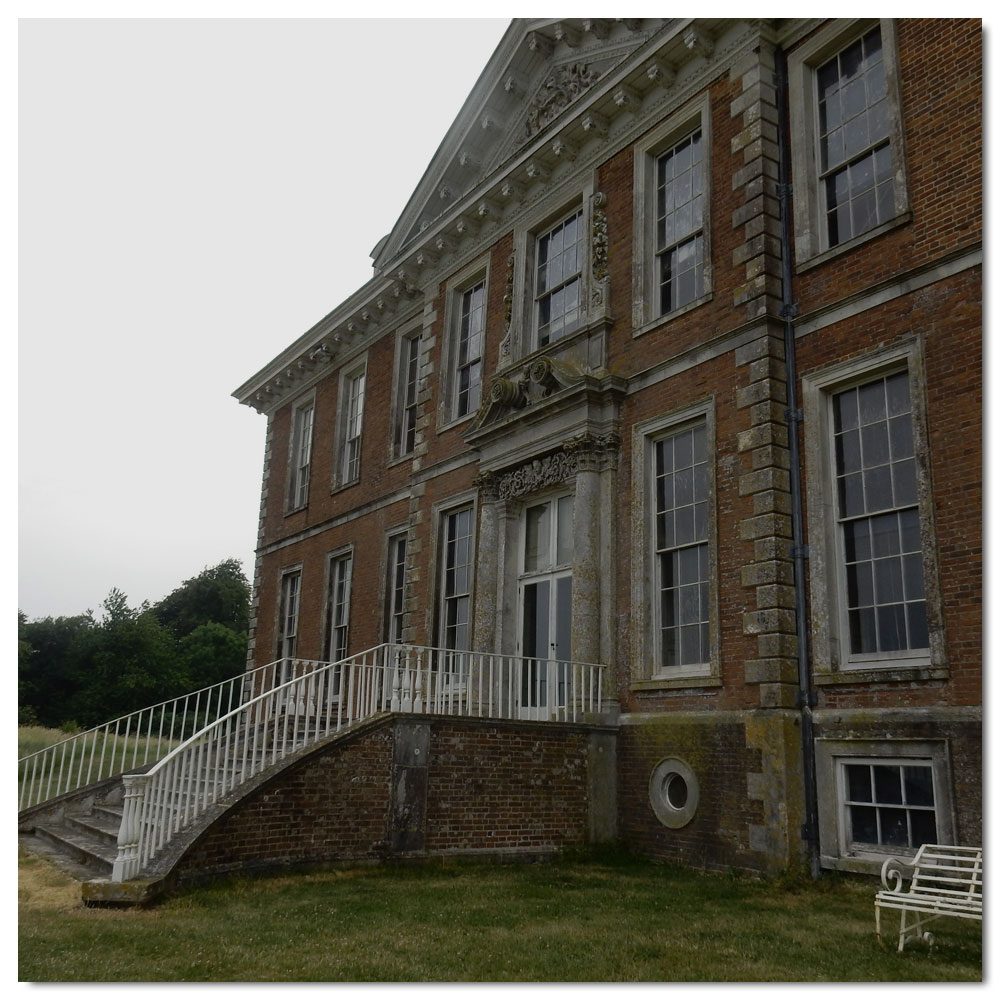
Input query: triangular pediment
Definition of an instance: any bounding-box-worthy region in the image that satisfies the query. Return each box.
[372,18,669,272]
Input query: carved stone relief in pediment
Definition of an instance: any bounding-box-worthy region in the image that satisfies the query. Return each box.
[523,62,603,140]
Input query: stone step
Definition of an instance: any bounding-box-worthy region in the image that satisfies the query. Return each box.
[63,810,120,849]
[92,803,123,825]
[31,818,116,877]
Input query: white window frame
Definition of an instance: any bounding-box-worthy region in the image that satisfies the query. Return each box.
[788,18,909,267]
[322,547,353,665]
[631,399,721,689]
[333,358,367,489]
[509,185,595,361]
[286,395,315,512]
[532,207,586,349]
[391,322,422,460]
[632,93,712,335]
[815,738,955,873]
[801,341,946,684]
[430,492,478,660]
[439,256,490,430]
[384,529,408,645]
[275,566,302,660]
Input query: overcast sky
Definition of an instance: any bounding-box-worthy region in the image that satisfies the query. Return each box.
[18,16,511,619]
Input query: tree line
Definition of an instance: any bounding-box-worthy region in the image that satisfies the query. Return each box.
[18,559,251,730]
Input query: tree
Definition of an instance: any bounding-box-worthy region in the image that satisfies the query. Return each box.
[65,589,184,727]
[153,559,251,638]
[176,621,248,692]
[18,610,95,728]
[18,559,253,731]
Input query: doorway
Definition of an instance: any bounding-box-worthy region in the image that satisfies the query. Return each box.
[517,494,573,713]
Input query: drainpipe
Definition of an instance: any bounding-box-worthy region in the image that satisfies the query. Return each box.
[775,45,820,880]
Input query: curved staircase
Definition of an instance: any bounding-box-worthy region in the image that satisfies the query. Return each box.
[19,644,605,902]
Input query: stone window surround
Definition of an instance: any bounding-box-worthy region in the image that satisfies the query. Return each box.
[787,17,910,269]
[648,756,701,829]
[815,737,955,874]
[801,338,947,684]
[388,318,424,463]
[507,180,598,363]
[438,254,491,433]
[428,490,479,650]
[284,391,316,515]
[631,397,722,691]
[631,91,713,337]
[331,354,368,492]
[320,544,354,666]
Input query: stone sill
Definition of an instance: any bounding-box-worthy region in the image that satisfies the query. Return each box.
[632,674,723,693]
[795,211,912,274]
[814,664,949,686]
[632,291,713,340]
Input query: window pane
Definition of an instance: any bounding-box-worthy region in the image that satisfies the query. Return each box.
[906,601,929,649]
[881,807,909,847]
[910,809,937,846]
[876,603,907,652]
[849,804,878,843]
[846,764,872,802]
[873,765,903,804]
[849,606,878,653]
[903,766,934,807]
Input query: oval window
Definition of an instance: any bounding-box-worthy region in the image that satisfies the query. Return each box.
[649,757,699,828]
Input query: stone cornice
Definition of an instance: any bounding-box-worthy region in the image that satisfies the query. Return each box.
[234,18,773,415]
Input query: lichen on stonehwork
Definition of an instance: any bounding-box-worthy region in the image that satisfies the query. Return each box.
[497,452,579,500]
[524,63,602,138]
[592,192,609,282]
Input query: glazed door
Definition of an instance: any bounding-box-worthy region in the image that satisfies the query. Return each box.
[517,495,573,715]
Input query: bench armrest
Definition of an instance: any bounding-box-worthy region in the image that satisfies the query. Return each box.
[880,855,916,892]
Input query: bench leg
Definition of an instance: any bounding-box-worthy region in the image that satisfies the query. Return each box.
[898,907,937,952]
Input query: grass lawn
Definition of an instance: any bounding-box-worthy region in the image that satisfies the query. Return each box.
[18,847,982,983]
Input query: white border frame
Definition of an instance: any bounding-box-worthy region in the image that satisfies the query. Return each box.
[632,91,713,335]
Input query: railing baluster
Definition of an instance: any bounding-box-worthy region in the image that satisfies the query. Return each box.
[24,646,606,884]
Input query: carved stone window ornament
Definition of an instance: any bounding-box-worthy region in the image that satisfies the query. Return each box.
[474,355,590,428]
[492,432,620,501]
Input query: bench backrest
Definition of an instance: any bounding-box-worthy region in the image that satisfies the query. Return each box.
[909,845,983,902]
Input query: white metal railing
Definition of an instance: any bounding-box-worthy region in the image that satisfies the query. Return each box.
[17,659,305,811]
[112,643,604,881]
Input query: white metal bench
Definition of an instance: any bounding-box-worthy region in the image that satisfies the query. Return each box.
[875,844,982,951]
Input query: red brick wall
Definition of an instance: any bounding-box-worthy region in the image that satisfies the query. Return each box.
[617,719,767,872]
[173,717,597,885]
[424,723,589,851]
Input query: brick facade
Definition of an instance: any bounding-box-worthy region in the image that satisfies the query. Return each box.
[173,717,606,884]
[233,19,981,877]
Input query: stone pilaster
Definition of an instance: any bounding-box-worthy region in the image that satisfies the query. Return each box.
[472,472,500,654]
[563,432,620,670]
[729,39,782,321]
[410,297,438,473]
[400,481,426,645]
[730,35,798,710]
[736,333,797,709]
[245,413,274,676]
